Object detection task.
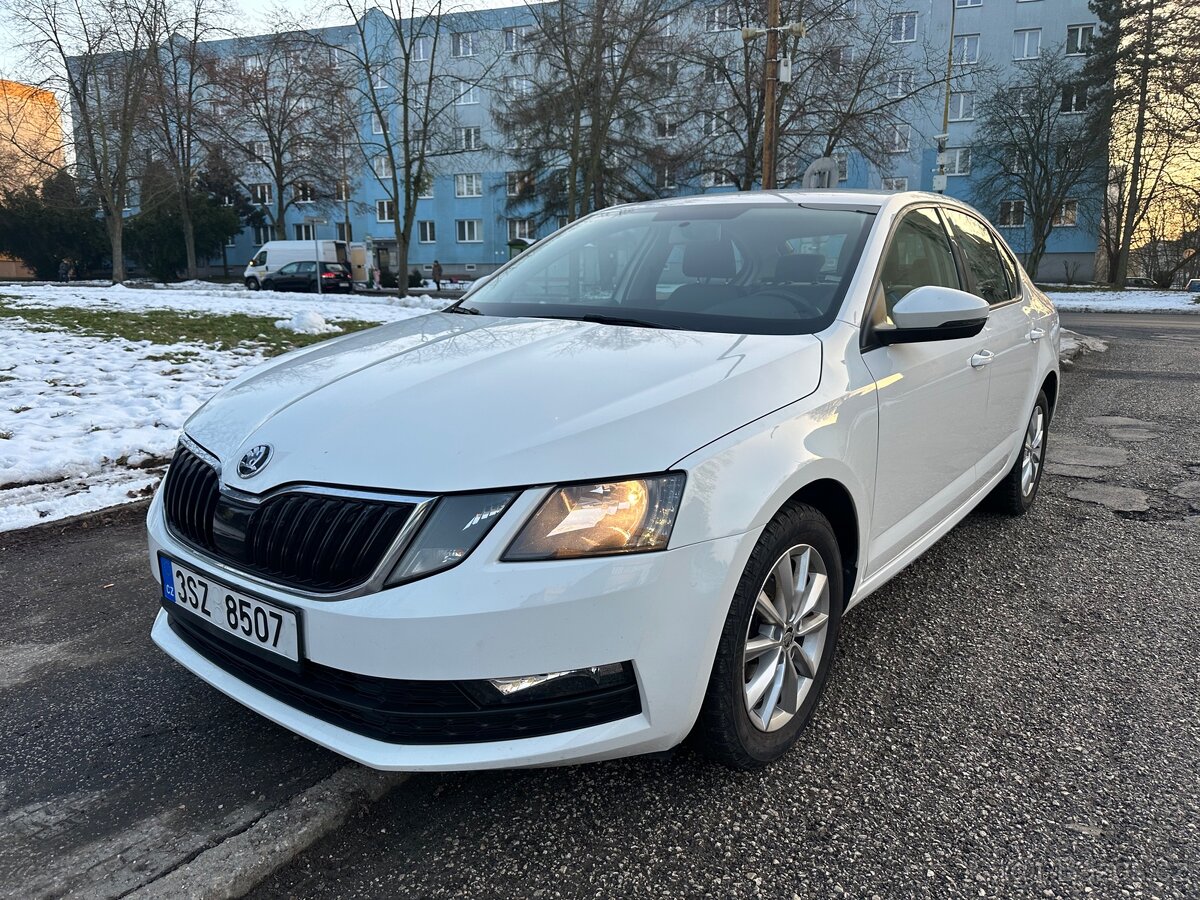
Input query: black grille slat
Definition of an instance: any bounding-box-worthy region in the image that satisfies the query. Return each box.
[167,613,643,745]
[162,444,414,593]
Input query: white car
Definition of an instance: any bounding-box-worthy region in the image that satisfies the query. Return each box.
[148,191,1059,771]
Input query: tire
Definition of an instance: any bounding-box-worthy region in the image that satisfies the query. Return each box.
[245,278,260,291]
[987,389,1050,516]
[693,503,843,770]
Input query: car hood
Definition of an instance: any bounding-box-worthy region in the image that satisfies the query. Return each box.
[185,313,823,494]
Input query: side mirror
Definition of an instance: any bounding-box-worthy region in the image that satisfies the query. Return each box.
[877,285,989,345]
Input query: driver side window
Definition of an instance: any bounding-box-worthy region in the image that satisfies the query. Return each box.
[278,262,298,275]
[877,208,960,322]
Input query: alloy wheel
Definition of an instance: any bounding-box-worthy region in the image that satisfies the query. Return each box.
[1021,406,1045,497]
[742,544,831,732]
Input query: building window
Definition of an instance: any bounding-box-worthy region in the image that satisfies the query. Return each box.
[889,12,918,43]
[294,223,315,240]
[249,140,269,159]
[706,5,733,31]
[833,0,857,19]
[334,179,350,202]
[451,32,475,57]
[948,91,975,120]
[1061,83,1089,112]
[1010,86,1037,115]
[250,183,272,205]
[703,111,726,137]
[955,0,981,6]
[998,200,1026,227]
[336,222,349,241]
[455,82,479,105]
[702,170,733,188]
[225,235,237,248]
[417,173,434,199]
[418,220,436,243]
[456,219,482,242]
[1013,28,1042,60]
[504,25,528,52]
[953,34,980,65]
[506,170,530,197]
[457,126,482,150]
[252,224,272,244]
[831,46,856,72]
[508,218,533,241]
[655,166,676,190]
[1066,24,1095,56]
[455,173,482,197]
[831,152,848,182]
[655,115,676,139]
[295,182,315,203]
[887,69,913,98]
[503,75,531,100]
[945,146,971,175]
[413,36,429,61]
[888,124,911,153]
[373,155,394,179]
[882,176,908,191]
[1053,200,1079,226]
[371,113,383,134]
[704,62,722,84]
[377,199,395,222]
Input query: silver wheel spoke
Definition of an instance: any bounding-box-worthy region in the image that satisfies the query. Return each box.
[782,655,802,712]
[745,650,780,708]
[744,634,782,663]
[772,554,796,620]
[795,610,829,638]
[755,590,787,628]
[759,663,786,726]
[794,571,828,622]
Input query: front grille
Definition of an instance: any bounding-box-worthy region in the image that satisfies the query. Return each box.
[163,444,416,593]
[167,613,643,744]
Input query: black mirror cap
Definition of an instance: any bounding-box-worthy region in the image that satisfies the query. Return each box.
[875,317,988,346]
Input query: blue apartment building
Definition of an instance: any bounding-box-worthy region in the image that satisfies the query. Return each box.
[204,0,1102,282]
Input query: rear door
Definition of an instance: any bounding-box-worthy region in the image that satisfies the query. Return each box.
[860,206,991,574]
[943,209,1038,481]
[296,261,317,290]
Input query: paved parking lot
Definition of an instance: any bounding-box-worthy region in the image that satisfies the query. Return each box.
[2,313,1197,899]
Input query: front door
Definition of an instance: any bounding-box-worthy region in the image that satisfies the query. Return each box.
[860,207,992,575]
[943,210,1038,481]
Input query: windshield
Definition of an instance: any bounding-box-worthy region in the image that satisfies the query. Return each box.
[464,203,876,334]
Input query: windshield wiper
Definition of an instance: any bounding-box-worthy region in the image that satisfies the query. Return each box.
[539,313,681,330]
[445,304,481,315]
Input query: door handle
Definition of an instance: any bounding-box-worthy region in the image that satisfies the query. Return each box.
[1029,327,1045,342]
[970,350,995,368]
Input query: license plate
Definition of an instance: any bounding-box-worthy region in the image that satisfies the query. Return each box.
[159,557,300,661]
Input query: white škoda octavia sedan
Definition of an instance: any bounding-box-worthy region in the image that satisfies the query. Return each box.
[148,191,1059,771]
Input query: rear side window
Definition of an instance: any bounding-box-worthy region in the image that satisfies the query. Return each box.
[995,240,1023,300]
[879,207,960,313]
[944,210,1012,305]
[297,261,317,274]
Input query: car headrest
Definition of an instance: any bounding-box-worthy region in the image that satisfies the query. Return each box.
[682,240,736,279]
[774,253,825,282]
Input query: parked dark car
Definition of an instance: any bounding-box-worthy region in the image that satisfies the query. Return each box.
[261,261,354,293]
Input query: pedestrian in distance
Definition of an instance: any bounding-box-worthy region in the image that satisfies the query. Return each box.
[58,259,68,282]
[432,260,443,291]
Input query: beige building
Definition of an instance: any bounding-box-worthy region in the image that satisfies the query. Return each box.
[0,79,65,278]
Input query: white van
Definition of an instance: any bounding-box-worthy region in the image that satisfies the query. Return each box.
[244,241,359,290]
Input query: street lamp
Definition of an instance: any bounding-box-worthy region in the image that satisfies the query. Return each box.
[304,215,328,295]
[935,0,960,194]
[742,9,806,190]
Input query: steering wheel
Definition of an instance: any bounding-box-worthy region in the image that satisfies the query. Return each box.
[747,288,824,319]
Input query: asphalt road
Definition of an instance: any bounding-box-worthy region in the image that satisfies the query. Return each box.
[2,312,1197,899]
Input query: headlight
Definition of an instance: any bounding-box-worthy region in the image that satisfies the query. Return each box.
[502,473,685,561]
[386,491,517,584]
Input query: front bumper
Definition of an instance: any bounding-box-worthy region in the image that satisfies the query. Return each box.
[147,488,756,771]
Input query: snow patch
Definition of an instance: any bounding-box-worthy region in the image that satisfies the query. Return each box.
[1059,329,1109,365]
[274,311,342,335]
[1047,289,1200,314]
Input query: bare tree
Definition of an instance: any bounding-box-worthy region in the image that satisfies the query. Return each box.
[0,80,66,195]
[678,0,949,190]
[498,0,686,224]
[1131,181,1200,287]
[145,0,228,279]
[200,26,349,241]
[1086,0,1200,286]
[969,52,1105,278]
[5,0,169,281]
[311,0,497,293]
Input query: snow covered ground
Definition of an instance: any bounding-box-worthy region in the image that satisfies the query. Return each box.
[0,284,444,531]
[1046,289,1200,313]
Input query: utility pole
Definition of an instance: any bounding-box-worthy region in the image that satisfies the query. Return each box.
[743,11,805,190]
[934,0,958,193]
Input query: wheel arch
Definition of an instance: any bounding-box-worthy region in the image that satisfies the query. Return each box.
[777,479,860,609]
[1041,370,1059,419]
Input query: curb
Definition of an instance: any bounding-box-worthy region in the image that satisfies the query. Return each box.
[122,766,407,900]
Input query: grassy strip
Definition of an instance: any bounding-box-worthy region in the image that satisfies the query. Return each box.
[0,298,379,356]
